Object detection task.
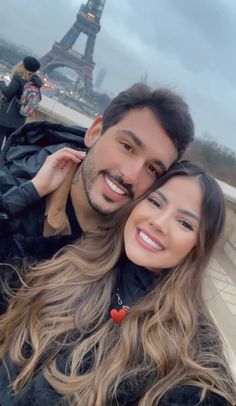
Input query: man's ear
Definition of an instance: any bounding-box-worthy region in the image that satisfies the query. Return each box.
[84,115,103,147]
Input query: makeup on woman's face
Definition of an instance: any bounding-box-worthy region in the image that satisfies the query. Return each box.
[124,176,202,272]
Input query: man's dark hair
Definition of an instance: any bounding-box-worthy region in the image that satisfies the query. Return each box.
[102,83,194,159]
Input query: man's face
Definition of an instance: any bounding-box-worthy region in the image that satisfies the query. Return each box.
[82,107,178,215]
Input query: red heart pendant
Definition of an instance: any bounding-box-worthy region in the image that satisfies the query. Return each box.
[110,308,126,324]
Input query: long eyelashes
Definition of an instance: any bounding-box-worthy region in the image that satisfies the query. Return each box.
[147,196,161,208]
[147,197,194,231]
[178,220,193,231]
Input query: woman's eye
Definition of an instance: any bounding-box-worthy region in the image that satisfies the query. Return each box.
[179,220,193,231]
[147,197,161,208]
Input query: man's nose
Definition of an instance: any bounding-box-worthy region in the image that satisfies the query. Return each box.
[121,160,143,185]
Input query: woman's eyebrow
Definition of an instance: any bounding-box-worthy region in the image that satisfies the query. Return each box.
[154,190,200,221]
[154,190,169,204]
[178,209,200,222]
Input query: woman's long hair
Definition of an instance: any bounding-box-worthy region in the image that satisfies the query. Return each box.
[0,161,235,405]
[12,62,33,81]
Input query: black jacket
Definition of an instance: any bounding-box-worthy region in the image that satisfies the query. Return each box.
[0,74,43,130]
[0,233,80,315]
[0,181,83,239]
[0,256,230,405]
[0,75,26,129]
[0,121,86,240]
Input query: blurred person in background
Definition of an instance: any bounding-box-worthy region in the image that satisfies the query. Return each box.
[0,56,42,149]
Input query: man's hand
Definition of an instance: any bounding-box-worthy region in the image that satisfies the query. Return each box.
[31,147,86,197]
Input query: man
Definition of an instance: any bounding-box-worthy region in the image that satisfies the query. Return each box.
[0,83,194,260]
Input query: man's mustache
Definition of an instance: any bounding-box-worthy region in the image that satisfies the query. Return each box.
[102,171,134,200]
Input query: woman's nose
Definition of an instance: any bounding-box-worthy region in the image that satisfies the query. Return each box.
[149,212,169,235]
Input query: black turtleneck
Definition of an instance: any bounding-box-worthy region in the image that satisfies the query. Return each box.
[111,255,160,309]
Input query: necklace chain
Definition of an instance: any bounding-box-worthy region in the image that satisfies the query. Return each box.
[116,289,129,311]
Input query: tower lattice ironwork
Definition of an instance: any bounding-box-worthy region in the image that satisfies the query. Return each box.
[40,0,106,98]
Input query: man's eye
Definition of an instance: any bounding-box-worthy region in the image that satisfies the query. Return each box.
[120,142,132,152]
[179,220,193,231]
[147,197,161,208]
[147,164,160,177]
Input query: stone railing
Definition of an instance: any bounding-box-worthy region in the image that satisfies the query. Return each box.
[218,180,236,267]
[205,181,236,377]
[28,95,93,128]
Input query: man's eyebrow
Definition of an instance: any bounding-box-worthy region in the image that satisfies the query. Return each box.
[154,191,200,221]
[117,129,167,173]
[117,129,144,148]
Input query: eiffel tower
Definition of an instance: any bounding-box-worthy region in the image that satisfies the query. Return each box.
[40,0,106,99]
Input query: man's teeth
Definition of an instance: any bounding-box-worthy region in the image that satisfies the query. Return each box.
[139,231,163,250]
[105,176,125,195]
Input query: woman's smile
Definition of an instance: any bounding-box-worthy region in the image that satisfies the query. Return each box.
[124,176,202,272]
[136,227,165,252]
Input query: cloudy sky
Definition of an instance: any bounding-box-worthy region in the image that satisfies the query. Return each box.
[0,0,235,152]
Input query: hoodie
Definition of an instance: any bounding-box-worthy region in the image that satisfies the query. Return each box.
[30,74,43,89]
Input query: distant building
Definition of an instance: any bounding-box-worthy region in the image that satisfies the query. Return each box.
[95,68,107,89]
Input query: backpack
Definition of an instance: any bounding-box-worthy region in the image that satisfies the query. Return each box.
[19,81,42,117]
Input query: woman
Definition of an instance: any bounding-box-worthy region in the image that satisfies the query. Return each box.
[0,56,42,149]
[0,161,235,405]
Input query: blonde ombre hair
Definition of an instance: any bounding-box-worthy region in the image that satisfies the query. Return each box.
[0,161,235,405]
[12,62,33,81]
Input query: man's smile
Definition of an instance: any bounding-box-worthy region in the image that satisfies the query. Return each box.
[104,175,126,195]
[101,174,128,203]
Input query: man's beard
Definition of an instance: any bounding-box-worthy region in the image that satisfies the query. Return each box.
[80,150,134,215]
[80,151,111,215]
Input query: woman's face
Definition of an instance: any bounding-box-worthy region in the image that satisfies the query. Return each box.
[124,176,202,272]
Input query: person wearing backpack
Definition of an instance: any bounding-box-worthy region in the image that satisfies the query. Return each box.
[0,56,42,149]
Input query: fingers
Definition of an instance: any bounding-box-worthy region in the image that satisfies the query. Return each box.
[50,148,86,167]
[61,148,86,161]
[54,158,75,170]
[55,147,86,158]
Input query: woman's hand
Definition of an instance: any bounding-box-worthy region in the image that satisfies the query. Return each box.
[31,147,86,197]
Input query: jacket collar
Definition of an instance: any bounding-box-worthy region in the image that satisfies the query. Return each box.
[43,164,78,236]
